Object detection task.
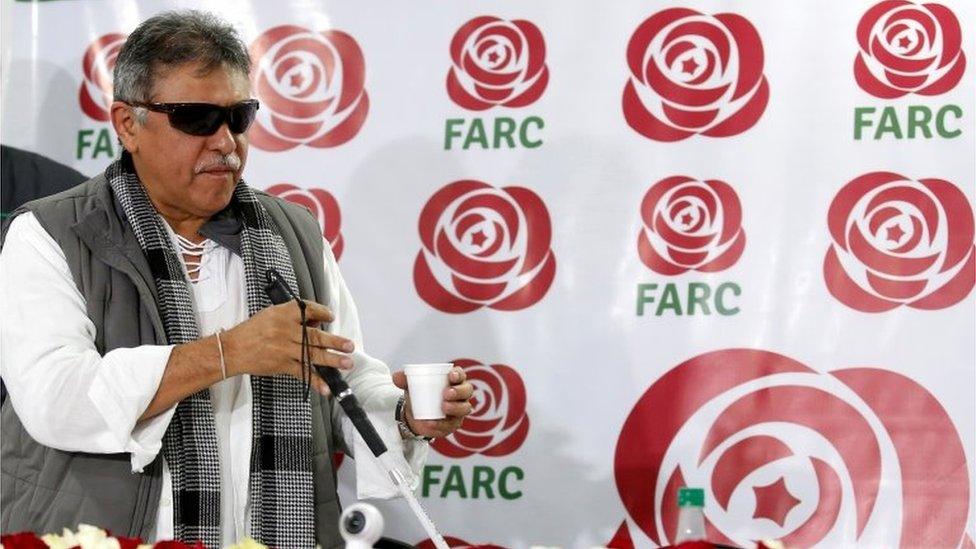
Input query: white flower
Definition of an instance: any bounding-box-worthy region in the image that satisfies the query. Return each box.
[225,538,268,549]
[42,525,120,549]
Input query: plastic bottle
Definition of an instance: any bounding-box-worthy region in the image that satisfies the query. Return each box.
[674,487,706,543]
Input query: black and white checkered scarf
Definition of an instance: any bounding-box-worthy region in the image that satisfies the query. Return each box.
[107,156,314,548]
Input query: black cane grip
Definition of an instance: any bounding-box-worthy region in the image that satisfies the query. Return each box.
[265,269,389,457]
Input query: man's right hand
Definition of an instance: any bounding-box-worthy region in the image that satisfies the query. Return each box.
[221,300,355,395]
[140,300,354,420]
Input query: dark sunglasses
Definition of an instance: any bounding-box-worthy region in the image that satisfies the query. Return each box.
[123,99,260,136]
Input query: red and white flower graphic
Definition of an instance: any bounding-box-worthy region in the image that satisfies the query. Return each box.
[623,9,769,142]
[79,33,126,122]
[417,536,507,549]
[854,1,966,98]
[249,25,368,151]
[824,172,974,312]
[612,349,972,548]
[447,16,549,110]
[414,180,555,313]
[265,183,344,260]
[431,359,529,458]
[637,176,745,275]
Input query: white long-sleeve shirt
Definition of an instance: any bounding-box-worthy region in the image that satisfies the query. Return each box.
[0,212,426,544]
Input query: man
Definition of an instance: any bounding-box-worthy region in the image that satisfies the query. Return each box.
[0,11,472,548]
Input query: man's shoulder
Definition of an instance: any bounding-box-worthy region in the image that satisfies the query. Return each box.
[2,174,109,243]
[252,187,328,261]
[19,173,108,214]
[253,188,319,227]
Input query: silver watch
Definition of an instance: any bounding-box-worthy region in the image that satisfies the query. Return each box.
[395,394,433,442]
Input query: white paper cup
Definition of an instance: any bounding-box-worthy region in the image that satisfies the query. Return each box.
[403,362,453,420]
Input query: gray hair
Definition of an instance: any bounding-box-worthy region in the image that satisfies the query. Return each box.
[113,10,251,114]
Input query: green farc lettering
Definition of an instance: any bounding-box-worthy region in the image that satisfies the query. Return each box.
[421,464,524,500]
[854,105,962,140]
[445,117,544,150]
[77,128,117,159]
[636,282,741,316]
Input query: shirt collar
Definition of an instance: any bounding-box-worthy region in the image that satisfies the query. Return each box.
[200,206,242,256]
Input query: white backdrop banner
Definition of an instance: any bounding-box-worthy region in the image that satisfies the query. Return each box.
[1,1,973,547]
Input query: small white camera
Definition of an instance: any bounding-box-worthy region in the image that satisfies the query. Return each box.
[339,502,385,549]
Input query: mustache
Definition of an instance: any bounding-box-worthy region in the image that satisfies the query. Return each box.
[194,155,242,174]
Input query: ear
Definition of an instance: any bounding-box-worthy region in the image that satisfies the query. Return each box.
[110,101,140,153]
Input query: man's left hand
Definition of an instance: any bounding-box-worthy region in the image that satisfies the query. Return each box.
[392,366,473,439]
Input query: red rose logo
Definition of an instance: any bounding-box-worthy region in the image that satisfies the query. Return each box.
[416,537,506,549]
[431,359,528,458]
[79,33,126,122]
[854,1,966,98]
[447,16,549,110]
[0,532,47,549]
[637,176,745,275]
[623,9,769,142]
[249,25,368,151]
[824,172,975,312]
[266,183,344,260]
[612,349,972,548]
[414,180,555,313]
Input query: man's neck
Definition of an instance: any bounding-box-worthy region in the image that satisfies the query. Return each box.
[157,210,209,244]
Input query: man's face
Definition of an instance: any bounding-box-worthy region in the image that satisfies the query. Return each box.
[121,62,252,219]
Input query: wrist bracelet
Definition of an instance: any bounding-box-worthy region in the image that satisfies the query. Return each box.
[215,330,227,380]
